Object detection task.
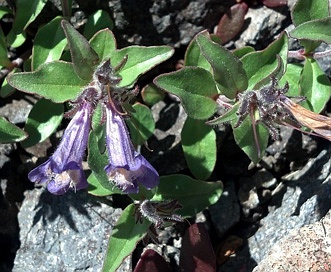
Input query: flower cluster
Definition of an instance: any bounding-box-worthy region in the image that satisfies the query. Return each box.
[29,59,159,195]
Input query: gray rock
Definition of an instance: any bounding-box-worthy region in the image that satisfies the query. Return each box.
[220,145,331,271]
[248,146,331,263]
[253,210,331,272]
[12,189,125,272]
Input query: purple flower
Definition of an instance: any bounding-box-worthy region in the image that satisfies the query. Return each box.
[28,101,92,195]
[104,103,159,193]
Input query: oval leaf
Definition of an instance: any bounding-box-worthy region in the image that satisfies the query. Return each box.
[181,117,216,180]
[141,83,165,106]
[89,28,117,61]
[12,0,47,34]
[184,31,211,70]
[197,34,248,99]
[7,61,89,102]
[22,98,64,148]
[152,174,223,217]
[290,18,331,44]
[111,45,174,87]
[83,10,114,40]
[102,204,151,272]
[216,3,248,44]
[291,0,329,26]
[61,20,99,80]
[154,67,218,120]
[241,32,288,89]
[134,249,172,272]
[232,117,269,163]
[179,223,216,272]
[32,16,67,70]
[126,103,155,146]
[0,116,27,143]
[299,57,331,112]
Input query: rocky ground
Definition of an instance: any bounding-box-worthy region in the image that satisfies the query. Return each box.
[1,0,331,271]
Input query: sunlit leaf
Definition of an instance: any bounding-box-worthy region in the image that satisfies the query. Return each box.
[102,204,151,272]
[0,116,27,143]
[290,18,331,44]
[83,10,114,40]
[197,34,248,99]
[111,46,174,87]
[184,31,211,70]
[89,28,117,61]
[291,0,329,26]
[7,61,89,102]
[12,0,47,34]
[241,32,288,89]
[154,67,218,120]
[152,174,223,217]
[32,16,67,70]
[299,57,331,112]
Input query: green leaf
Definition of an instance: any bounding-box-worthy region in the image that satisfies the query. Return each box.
[7,61,89,102]
[111,45,174,87]
[290,18,331,44]
[197,34,248,99]
[102,204,151,272]
[181,117,216,180]
[154,67,218,120]
[279,63,303,97]
[206,102,240,125]
[87,172,117,196]
[233,46,255,58]
[241,32,288,89]
[232,116,269,163]
[0,27,11,66]
[12,0,47,34]
[21,98,63,148]
[83,10,114,40]
[32,16,67,70]
[88,130,123,195]
[291,0,329,26]
[6,31,26,47]
[184,31,211,70]
[152,174,223,217]
[0,6,11,19]
[299,57,331,112]
[89,29,117,61]
[126,103,155,146]
[61,20,99,80]
[141,83,165,106]
[0,117,27,143]
[1,74,17,97]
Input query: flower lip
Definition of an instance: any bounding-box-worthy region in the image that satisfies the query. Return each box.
[104,102,159,193]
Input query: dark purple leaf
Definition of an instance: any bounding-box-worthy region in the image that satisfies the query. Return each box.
[216,3,249,44]
[262,0,287,7]
[179,223,216,272]
[134,249,172,272]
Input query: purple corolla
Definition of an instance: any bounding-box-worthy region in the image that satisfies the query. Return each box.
[104,102,159,193]
[28,101,92,195]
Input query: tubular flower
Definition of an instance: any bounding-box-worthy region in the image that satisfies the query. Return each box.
[28,101,92,195]
[104,103,159,194]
